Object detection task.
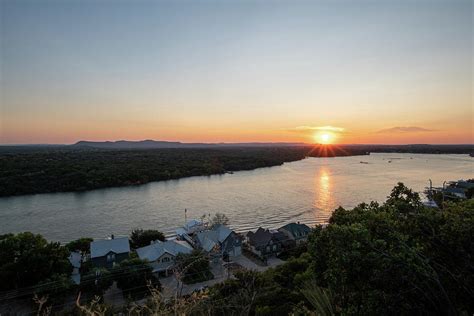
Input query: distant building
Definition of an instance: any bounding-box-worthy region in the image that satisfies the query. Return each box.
[136,239,193,275]
[246,227,286,258]
[68,251,82,285]
[194,224,242,258]
[90,236,130,268]
[430,179,474,201]
[450,180,474,191]
[278,222,311,245]
[443,187,467,199]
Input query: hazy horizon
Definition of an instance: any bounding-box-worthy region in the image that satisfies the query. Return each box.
[1,0,472,145]
[1,139,473,147]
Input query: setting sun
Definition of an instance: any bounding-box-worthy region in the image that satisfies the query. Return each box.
[315,132,333,144]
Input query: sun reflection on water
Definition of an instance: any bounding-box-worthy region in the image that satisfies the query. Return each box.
[314,166,334,223]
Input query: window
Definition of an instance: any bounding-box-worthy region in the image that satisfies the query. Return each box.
[162,257,170,263]
[272,244,277,251]
[106,253,116,263]
[266,246,270,252]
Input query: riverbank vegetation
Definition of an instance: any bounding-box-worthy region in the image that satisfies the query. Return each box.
[0,146,368,197]
[1,144,471,197]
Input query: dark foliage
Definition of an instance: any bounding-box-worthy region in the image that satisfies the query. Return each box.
[0,146,368,197]
[0,232,72,291]
[308,185,474,315]
[66,237,93,254]
[130,229,165,249]
[79,267,114,298]
[34,273,75,306]
[175,250,213,284]
[112,258,160,300]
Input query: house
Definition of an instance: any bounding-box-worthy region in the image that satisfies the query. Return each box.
[90,236,130,268]
[182,219,207,235]
[136,239,193,275]
[176,219,209,246]
[68,251,82,285]
[246,227,286,258]
[194,224,242,258]
[278,222,311,245]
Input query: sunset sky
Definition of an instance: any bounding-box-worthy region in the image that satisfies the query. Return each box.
[1,0,472,145]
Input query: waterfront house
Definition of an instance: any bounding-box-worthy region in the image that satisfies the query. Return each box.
[278,222,311,245]
[183,219,207,235]
[68,251,82,285]
[246,227,286,258]
[90,236,130,268]
[136,239,193,275]
[175,219,208,247]
[194,224,242,258]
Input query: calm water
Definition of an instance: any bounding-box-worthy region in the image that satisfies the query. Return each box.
[0,153,472,242]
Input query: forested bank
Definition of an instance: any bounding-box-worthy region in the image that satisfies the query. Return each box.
[0,146,366,197]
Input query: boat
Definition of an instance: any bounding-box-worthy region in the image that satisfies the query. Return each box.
[360,161,369,164]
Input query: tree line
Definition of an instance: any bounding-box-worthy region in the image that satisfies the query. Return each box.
[0,146,368,197]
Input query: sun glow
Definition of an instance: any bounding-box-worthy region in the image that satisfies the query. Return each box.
[314,132,334,144]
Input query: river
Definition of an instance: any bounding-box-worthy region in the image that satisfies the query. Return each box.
[0,153,472,242]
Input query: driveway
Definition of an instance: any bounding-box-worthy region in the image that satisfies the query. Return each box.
[161,255,285,298]
[161,259,230,298]
[232,255,284,272]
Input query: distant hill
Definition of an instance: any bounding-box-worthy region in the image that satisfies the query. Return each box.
[72,140,306,149]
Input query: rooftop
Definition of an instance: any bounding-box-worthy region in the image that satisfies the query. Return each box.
[195,224,233,252]
[136,239,193,262]
[90,237,130,258]
[279,222,311,238]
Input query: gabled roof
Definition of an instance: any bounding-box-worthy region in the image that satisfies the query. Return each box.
[136,240,193,262]
[195,224,234,252]
[271,230,287,242]
[90,237,130,258]
[279,222,311,238]
[247,227,272,247]
[185,219,202,228]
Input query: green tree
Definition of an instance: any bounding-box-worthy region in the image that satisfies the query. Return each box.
[66,237,93,254]
[130,229,165,249]
[79,267,113,298]
[175,249,212,284]
[385,181,422,212]
[112,258,160,300]
[307,185,474,315]
[35,273,75,306]
[210,213,230,227]
[0,232,72,291]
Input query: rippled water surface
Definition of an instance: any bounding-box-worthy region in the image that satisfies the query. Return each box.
[0,153,472,242]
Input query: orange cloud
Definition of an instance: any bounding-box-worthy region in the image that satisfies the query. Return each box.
[376,126,436,134]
